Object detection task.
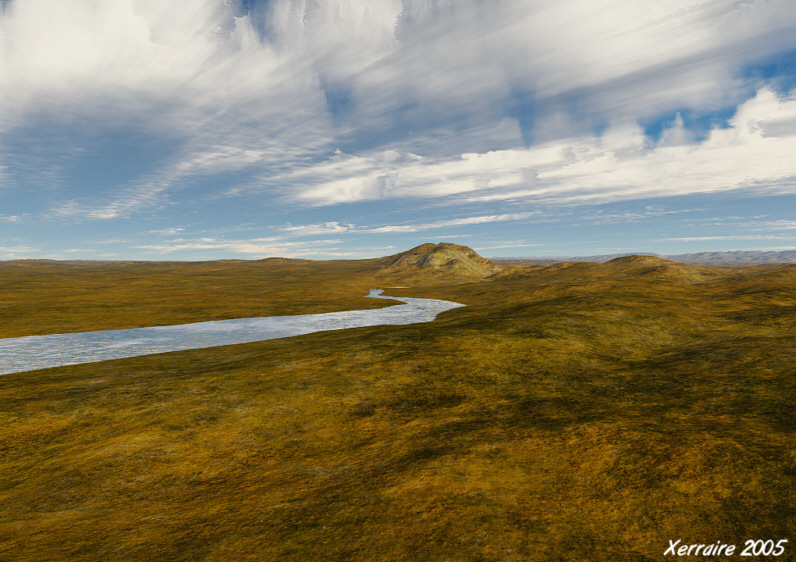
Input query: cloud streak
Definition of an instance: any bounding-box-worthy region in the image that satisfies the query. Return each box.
[133,236,383,258]
[4,0,795,140]
[281,212,541,236]
[663,235,792,242]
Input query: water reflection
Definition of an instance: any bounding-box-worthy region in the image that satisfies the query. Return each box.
[0,290,464,375]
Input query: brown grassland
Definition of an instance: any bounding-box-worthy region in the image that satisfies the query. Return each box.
[0,248,793,560]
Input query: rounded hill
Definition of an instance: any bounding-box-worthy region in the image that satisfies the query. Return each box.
[604,254,718,281]
[380,243,504,278]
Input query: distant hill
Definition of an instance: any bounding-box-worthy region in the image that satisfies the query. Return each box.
[601,254,722,282]
[0,259,148,267]
[380,243,504,278]
[667,251,796,265]
[491,250,796,266]
[258,257,315,264]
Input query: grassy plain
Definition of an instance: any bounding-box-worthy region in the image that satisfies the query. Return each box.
[0,255,793,560]
[0,259,400,337]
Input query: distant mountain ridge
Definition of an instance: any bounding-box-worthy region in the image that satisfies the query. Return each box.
[491,250,796,266]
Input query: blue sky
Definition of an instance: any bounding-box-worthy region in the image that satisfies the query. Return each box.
[1,0,795,260]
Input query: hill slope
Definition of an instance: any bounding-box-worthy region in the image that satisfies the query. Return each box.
[603,254,721,281]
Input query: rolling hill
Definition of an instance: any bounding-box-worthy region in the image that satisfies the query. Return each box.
[0,244,793,560]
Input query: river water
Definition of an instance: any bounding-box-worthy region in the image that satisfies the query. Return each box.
[0,290,464,376]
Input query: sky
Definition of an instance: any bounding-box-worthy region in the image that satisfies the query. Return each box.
[1,0,795,260]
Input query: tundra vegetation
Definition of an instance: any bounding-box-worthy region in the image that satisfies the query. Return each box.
[0,243,793,560]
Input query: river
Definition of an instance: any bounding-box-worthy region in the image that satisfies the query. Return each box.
[0,290,464,376]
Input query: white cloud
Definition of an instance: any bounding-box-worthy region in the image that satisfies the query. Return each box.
[345,0,796,136]
[282,222,353,236]
[755,220,796,230]
[3,0,795,140]
[259,88,796,208]
[658,114,694,147]
[135,236,343,257]
[280,212,541,237]
[48,179,171,220]
[133,234,396,258]
[270,147,558,206]
[0,245,40,258]
[365,212,540,233]
[474,242,547,251]
[148,227,185,235]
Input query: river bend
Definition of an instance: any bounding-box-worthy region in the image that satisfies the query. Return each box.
[0,290,464,376]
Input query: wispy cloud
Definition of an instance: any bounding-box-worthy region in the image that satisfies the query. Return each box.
[281,222,353,236]
[576,207,701,225]
[474,242,548,251]
[663,235,792,242]
[48,179,174,220]
[751,220,796,231]
[280,212,541,237]
[0,244,40,258]
[135,236,342,257]
[88,239,129,245]
[148,227,186,235]
[4,0,795,146]
[365,212,541,233]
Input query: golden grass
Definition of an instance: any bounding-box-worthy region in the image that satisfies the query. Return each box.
[0,259,398,337]
[0,258,793,560]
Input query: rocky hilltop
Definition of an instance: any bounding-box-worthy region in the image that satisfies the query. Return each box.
[380,243,504,278]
